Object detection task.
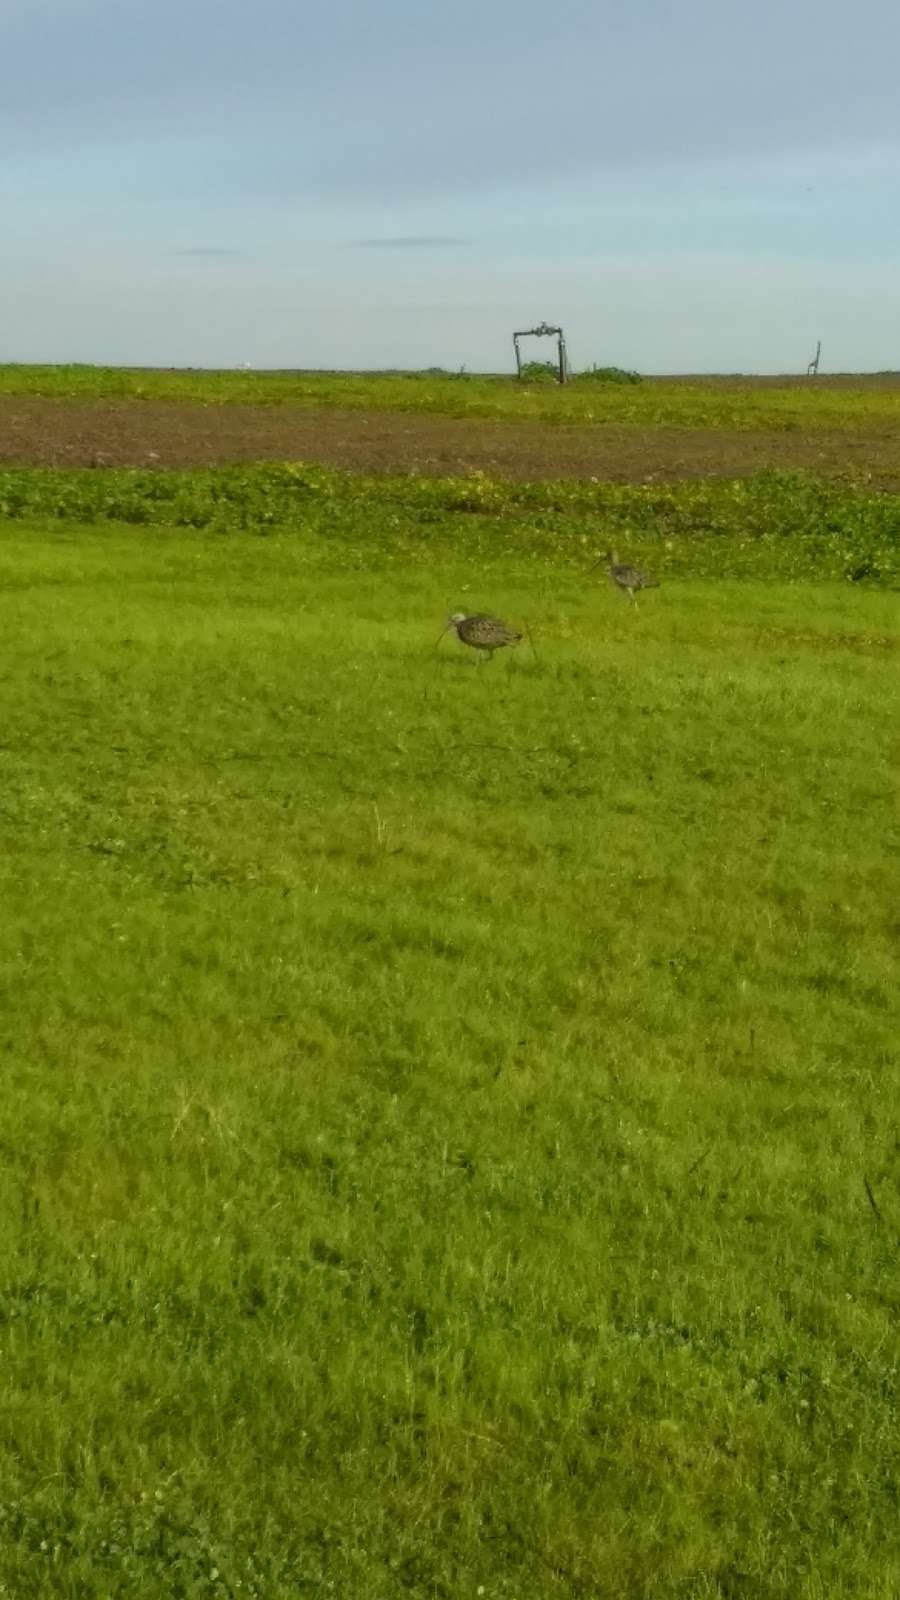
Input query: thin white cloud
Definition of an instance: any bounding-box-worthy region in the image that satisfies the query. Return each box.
[171,247,248,258]
[350,237,470,250]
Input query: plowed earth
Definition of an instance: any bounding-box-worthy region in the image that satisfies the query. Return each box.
[2,395,900,486]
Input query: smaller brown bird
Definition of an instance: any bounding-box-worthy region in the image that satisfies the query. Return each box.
[438,611,523,661]
[590,550,659,604]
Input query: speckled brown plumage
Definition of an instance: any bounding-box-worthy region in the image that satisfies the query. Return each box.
[443,612,523,660]
[591,551,659,603]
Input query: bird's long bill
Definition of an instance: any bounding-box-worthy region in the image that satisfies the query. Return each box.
[433,622,453,651]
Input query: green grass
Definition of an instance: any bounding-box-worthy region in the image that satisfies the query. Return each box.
[5,362,900,430]
[0,471,898,1597]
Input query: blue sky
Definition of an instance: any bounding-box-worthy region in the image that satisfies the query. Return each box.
[3,0,900,372]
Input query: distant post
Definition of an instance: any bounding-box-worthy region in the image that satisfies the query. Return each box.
[807,341,822,376]
[513,322,569,384]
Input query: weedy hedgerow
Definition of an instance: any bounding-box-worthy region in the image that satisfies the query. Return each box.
[0,466,897,1596]
[0,463,898,584]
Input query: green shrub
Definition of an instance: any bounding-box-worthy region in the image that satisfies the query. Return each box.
[579,364,642,384]
[518,359,560,383]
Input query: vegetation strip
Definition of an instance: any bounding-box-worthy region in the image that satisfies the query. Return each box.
[1,463,896,585]
[5,362,900,431]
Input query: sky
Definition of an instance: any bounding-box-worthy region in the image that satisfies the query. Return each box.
[3,0,900,373]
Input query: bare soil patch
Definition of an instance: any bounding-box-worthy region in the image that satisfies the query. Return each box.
[2,395,899,486]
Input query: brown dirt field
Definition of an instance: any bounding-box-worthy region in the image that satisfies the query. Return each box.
[2,395,900,486]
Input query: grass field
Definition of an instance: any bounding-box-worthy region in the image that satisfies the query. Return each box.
[0,460,897,1597]
[5,363,900,431]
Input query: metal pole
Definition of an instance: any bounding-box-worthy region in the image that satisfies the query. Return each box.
[514,335,522,378]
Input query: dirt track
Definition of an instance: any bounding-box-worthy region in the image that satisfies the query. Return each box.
[2,395,900,486]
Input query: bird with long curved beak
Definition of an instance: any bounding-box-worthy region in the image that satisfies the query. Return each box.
[436,612,524,662]
[590,551,659,604]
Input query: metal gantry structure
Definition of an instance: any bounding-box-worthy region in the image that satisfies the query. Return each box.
[513,321,569,385]
[807,340,822,376]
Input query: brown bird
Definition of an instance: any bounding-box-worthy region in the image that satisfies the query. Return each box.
[590,550,659,604]
[438,611,523,662]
